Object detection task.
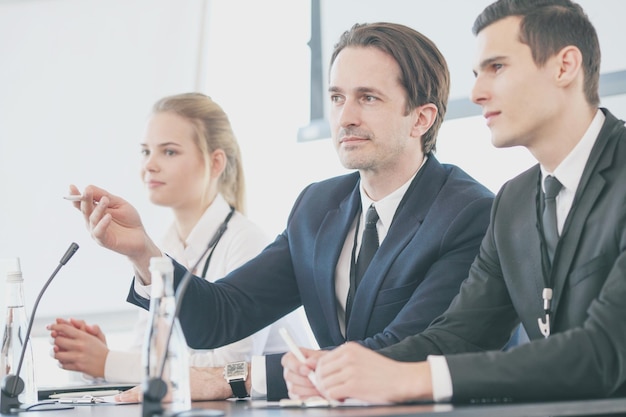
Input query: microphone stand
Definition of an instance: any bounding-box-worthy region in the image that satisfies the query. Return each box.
[0,242,79,414]
[143,220,229,417]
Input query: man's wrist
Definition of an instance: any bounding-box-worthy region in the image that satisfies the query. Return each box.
[189,366,233,400]
[131,247,163,284]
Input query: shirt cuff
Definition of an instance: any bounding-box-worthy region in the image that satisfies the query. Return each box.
[104,350,142,383]
[133,277,151,299]
[427,355,452,402]
[250,355,267,399]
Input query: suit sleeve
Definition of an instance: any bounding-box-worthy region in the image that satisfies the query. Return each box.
[444,235,626,402]
[265,353,287,400]
[380,180,626,402]
[127,234,302,351]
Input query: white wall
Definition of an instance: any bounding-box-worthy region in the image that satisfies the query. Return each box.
[0,0,209,319]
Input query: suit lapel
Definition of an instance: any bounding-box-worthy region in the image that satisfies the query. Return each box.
[497,166,547,339]
[313,179,361,343]
[346,156,445,340]
[551,111,621,313]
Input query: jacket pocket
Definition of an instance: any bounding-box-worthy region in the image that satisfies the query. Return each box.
[568,254,610,287]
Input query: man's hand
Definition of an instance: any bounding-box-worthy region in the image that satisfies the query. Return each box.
[115,366,243,403]
[282,347,327,399]
[314,342,434,404]
[68,184,162,282]
[115,385,143,403]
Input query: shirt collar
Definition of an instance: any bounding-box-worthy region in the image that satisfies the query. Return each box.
[541,109,605,193]
[359,156,428,229]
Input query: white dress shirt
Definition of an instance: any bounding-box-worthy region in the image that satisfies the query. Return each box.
[428,109,605,402]
[111,194,315,383]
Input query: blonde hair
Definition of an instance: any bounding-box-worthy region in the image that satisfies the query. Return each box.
[152,92,246,213]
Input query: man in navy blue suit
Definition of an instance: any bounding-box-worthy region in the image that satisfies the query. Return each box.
[69,22,493,401]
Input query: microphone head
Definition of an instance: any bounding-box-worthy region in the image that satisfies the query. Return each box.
[1,374,24,414]
[60,242,79,265]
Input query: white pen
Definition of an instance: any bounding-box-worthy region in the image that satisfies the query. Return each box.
[63,195,83,201]
[49,390,121,399]
[279,327,317,386]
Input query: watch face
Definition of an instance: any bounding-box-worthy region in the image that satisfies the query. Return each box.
[226,362,246,376]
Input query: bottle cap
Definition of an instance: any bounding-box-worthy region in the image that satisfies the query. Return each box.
[149,256,173,274]
[1,257,21,279]
[6,270,23,283]
[149,257,172,296]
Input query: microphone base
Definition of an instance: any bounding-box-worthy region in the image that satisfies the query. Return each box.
[1,375,24,415]
[142,377,167,417]
[141,377,225,417]
[142,398,165,417]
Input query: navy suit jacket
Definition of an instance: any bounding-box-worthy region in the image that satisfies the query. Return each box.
[128,155,494,399]
[379,109,626,403]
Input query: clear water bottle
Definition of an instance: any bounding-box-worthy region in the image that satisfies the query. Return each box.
[1,260,37,405]
[142,256,190,414]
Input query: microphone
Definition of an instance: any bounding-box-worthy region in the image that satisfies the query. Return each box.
[0,242,79,414]
[142,227,228,417]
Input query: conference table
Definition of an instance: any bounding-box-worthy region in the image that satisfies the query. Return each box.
[6,396,626,417]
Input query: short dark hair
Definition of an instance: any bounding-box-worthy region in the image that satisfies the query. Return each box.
[330,22,450,154]
[473,0,600,106]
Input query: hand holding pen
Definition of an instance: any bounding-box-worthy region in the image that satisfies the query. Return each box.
[61,184,163,282]
[279,328,331,400]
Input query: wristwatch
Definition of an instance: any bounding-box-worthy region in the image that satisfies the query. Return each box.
[224,361,249,398]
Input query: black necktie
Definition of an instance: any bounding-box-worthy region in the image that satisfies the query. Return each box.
[355,204,380,287]
[346,204,379,327]
[542,175,562,264]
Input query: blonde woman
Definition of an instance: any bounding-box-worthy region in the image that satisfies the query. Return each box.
[48,93,313,385]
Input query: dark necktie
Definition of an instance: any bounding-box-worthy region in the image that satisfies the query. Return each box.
[355,204,380,287]
[542,175,563,264]
[346,204,379,327]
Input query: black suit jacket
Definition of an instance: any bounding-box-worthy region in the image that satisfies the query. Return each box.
[128,155,493,399]
[379,108,626,403]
